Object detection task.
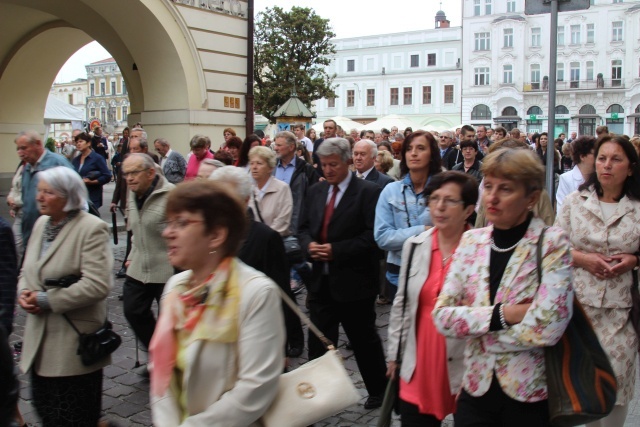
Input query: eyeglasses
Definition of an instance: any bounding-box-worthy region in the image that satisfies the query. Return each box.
[160,218,205,231]
[121,168,150,178]
[427,196,464,208]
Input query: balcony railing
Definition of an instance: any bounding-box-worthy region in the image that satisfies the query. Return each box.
[523,78,624,92]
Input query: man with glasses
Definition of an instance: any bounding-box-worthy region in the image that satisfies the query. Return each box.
[121,153,175,364]
[439,130,461,170]
[475,125,491,155]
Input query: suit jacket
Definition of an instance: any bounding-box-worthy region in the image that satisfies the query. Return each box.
[432,218,573,402]
[72,150,112,208]
[19,212,113,377]
[151,262,284,427]
[298,177,383,302]
[442,146,462,170]
[162,150,187,184]
[363,168,394,188]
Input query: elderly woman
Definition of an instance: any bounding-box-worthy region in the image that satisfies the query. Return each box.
[556,135,595,209]
[248,146,293,236]
[18,166,113,426]
[432,149,573,426]
[71,132,112,210]
[375,130,441,303]
[149,181,284,426]
[387,171,477,426]
[452,140,482,183]
[556,135,640,427]
[185,134,214,180]
[375,150,395,176]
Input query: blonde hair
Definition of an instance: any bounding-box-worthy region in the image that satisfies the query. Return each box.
[248,146,276,168]
[376,150,394,173]
[481,148,544,194]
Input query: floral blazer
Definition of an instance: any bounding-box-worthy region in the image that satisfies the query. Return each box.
[432,217,574,402]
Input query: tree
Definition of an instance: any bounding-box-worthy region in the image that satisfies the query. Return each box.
[254,6,337,122]
[45,137,56,153]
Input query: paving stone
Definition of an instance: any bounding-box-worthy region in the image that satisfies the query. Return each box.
[108,401,144,418]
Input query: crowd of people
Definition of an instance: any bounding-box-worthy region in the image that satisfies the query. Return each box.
[1,119,639,427]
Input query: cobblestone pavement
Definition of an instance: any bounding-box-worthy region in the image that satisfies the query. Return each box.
[10,240,640,426]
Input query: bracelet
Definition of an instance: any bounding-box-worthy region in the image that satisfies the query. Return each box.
[499,303,509,329]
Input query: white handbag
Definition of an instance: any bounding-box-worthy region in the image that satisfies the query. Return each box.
[261,291,361,427]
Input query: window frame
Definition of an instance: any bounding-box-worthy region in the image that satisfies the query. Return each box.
[444,85,454,104]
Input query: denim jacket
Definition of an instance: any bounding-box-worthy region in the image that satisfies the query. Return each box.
[374,174,432,284]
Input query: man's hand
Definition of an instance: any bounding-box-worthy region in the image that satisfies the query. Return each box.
[308,242,333,261]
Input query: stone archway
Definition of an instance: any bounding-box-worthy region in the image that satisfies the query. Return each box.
[0,0,249,173]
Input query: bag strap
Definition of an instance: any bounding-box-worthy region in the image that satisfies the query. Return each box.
[278,288,336,351]
[396,243,418,364]
[535,227,550,286]
[252,193,265,223]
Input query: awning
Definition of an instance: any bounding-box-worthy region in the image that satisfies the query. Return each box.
[571,114,601,119]
[493,116,522,122]
[625,113,640,118]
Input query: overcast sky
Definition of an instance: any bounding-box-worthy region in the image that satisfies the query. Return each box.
[55,1,462,83]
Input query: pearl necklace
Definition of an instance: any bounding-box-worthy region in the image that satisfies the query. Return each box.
[490,237,520,253]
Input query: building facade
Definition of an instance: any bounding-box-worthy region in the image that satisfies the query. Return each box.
[49,78,87,141]
[314,11,462,130]
[85,58,130,136]
[461,0,640,137]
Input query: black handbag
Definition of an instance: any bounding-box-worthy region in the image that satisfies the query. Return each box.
[44,275,121,366]
[536,228,617,426]
[377,243,417,427]
[253,194,304,264]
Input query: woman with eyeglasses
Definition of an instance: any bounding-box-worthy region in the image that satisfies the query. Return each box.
[150,181,284,426]
[375,130,441,303]
[387,171,477,426]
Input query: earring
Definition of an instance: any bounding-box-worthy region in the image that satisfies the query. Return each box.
[209,250,217,255]
[527,205,533,211]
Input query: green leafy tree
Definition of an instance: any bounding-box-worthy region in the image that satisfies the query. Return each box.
[45,137,56,153]
[254,6,337,122]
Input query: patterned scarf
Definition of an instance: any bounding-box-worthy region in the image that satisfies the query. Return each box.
[149,258,241,397]
[43,210,80,242]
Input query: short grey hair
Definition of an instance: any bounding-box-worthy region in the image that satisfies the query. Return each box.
[15,130,41,144]
[316,137,352,163]
[154,138,170,147]
[275,131,297,147]
[139,138,149,150]
[354,139,377,159]
[38,167,87,212]
[190,134,211,149]
[248,146,276,168]
[201,159,225,169]
[131,127,147,140]
[125,153,156,170]
[209,166,253,201]
[441,130,454,139]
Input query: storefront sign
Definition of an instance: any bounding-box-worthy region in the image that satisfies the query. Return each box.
[605,113,625,119]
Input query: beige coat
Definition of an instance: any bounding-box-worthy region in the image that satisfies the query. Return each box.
[387,228,465,395]
[250,177,292,236]
[151,261,285,427]
[556,188,640,404]
[19,212,114,376]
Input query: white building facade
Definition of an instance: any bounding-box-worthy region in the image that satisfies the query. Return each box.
[85,58,130,136]
[315,16,463,130]
[461,0,640,137]
[49,78,87,141]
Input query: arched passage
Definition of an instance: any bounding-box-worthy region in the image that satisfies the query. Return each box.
[0,0,247,173]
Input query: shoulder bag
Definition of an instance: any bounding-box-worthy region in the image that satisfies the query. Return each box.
[377,243,417,427]
[44,275,122,366]
[536,229,617,427]
[252,193,304,264]
[261,289,360,427]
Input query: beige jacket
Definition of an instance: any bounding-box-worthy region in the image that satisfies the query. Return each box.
[387,228,465,395]
[19,212,113,376]
[250,177,292,236]
[151,261,285,427]
[126,175,175,284]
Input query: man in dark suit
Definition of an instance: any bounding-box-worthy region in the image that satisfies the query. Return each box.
[298,138,387,409]
[312,119,338,175]
[353,139,394,188]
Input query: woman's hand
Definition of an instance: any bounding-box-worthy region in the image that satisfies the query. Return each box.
[386,361,398,380]
[609,253,638,277]
[574,251,615,280]
[503,303,531,326]
[18,290,42,315]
